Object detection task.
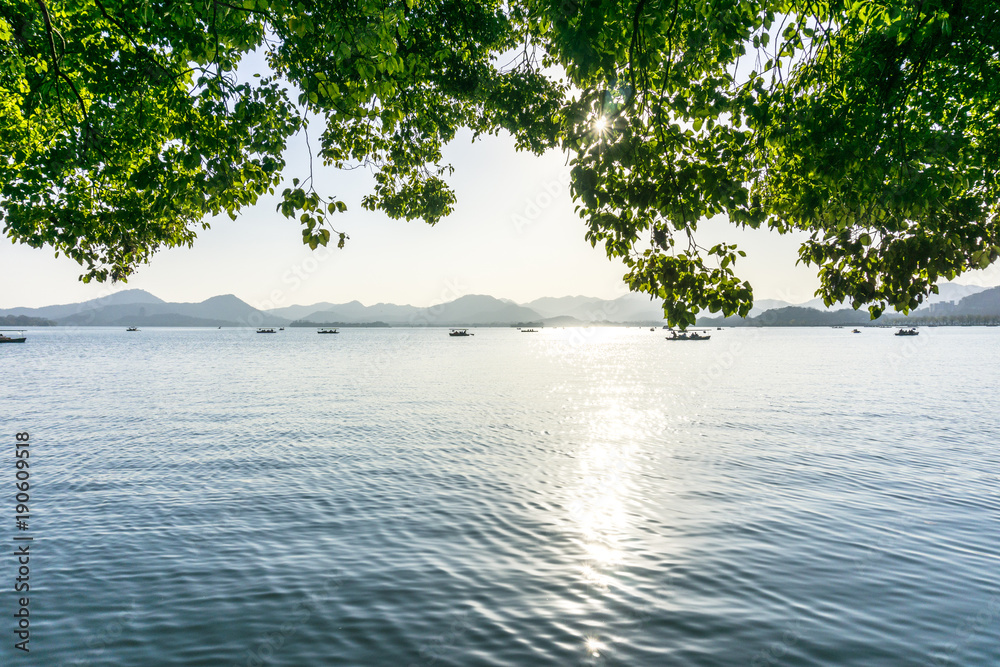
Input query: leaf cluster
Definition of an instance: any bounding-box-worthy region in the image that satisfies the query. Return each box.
[542,0,1000,325]
[3,0,999,328]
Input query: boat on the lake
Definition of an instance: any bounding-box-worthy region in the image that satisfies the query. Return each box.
[317,329,339,334]
[666,330,711,341]
[257,328,277,334]
[520,328,539,333]
[126,326,139,332]
[895,328,919,336]
[852,329,861,333]
[449,329,474,337]
[0,330,26,343]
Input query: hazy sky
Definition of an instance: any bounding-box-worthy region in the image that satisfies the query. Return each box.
[3,128,997,310]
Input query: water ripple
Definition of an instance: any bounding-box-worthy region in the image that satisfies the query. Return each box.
[2,326,998,665]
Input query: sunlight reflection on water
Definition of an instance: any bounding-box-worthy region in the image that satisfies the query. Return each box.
[2,326,998,666]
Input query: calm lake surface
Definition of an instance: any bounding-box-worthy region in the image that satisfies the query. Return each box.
[2,326,998,666]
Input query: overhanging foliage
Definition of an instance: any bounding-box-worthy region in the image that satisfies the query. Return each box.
[2,0,998,325]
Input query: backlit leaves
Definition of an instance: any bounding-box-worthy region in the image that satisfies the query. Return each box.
[1,0,562,281]
[540,0,1000,325]
[3,0,998,328]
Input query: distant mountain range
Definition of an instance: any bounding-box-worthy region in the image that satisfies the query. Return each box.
[0,290,284,327]
[697,284,1000,326]
[1,290,664,327]
[786,282,988,312]
[2,283,996,327]
[286,293,678,326]
[888,285,1000,323]
[700,306,877,327]
[0,315,57,327]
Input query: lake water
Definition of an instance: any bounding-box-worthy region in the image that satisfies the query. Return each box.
[2,326,998,666]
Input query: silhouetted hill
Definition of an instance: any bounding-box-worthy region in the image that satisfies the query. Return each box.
[524,295,609,318]
[56,294,286,326]
[110,313,246,327]
[697,284,996,326]
[749,299,797,316]
[795,282,987,312]
[300,300,421,323]
[294,295,542,325]
[0,289,164,320]
[883,285,1000,324]
[0,315,57,326]
[700,306,878,327]
[540,315,586,326]
[289,320,391,328]
[9,283,999,328]
[265,302,341,320]
[949,285,1000,314]
[425,295,542,325]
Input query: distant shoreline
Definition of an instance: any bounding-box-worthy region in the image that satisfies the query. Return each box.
[5,285,999,328]
[9,322,1000,329]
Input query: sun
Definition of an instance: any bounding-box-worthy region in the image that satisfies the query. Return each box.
[592,116,609,134]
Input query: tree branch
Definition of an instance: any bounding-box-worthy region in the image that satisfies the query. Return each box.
[35,0,88,120]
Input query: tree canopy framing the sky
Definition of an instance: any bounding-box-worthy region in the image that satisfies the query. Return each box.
[2,0,998,326]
